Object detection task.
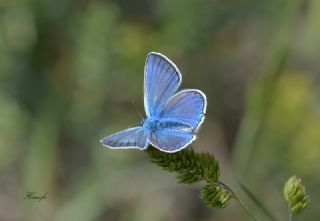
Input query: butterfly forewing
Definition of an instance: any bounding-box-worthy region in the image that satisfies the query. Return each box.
[144,52,181,117]
[160,89,207,131]
[100,127,149,149]
[148,90,206,152]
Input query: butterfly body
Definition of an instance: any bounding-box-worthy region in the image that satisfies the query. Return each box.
[101,52,207,153]
[143,117,190,131]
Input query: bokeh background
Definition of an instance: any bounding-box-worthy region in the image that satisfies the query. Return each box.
[0,0,319,220]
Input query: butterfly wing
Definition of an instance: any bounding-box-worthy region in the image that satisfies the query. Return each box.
[149,130,196,153]
[144,52,182,117]
[161,89,207,131]
[148,89,207,152]
[100,127,149,150]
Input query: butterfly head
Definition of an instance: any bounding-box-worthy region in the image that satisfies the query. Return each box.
[142,117,160,132]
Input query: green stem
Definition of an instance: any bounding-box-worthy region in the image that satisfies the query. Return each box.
[235,197,260,221]
[288,208,293,221]
[239,182,279,221]
[218,182,260,221]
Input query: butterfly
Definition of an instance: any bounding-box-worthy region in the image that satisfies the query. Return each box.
[100,52,207,153]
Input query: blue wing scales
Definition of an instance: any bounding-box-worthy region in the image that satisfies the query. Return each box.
[161,89,207,131]
[149,130,196,153]
[144,52,181,117]
[149,89,206,152]
[100,127,149,149]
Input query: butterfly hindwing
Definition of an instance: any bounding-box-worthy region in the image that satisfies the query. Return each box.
[148,89,206,152]
[144,52,181,117]
[149,129,196,153]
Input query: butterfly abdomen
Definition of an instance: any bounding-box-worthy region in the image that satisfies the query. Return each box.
[143,117,193,133]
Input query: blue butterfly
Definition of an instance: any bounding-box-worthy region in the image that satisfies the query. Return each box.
[100,52,207,153]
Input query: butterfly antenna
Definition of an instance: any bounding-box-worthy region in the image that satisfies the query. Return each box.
[131,99,144,121]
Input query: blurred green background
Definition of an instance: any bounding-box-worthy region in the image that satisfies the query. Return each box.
[0,0,319,220]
